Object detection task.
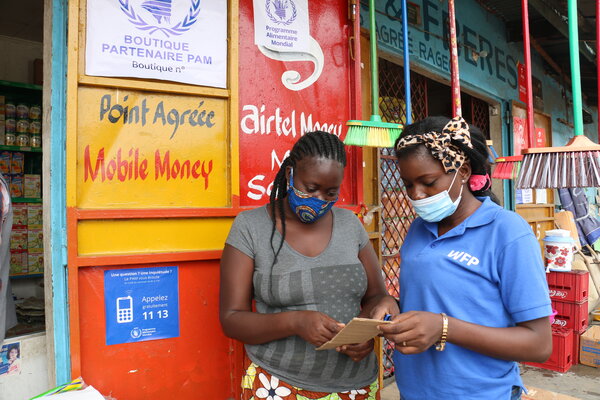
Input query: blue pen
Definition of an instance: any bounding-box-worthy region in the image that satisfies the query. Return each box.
[383,314,392,321]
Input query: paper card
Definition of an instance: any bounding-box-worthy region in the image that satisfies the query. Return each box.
[515,189,523,204]
[316,318,390,350]
[253,0,310,52]
[535,189,547,204]
[521,188,533,204]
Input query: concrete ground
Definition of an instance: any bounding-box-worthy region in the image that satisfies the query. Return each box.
[380,363,600,400]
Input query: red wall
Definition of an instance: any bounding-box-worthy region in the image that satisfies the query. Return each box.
[78,261,239,399]
[238,0,358,206]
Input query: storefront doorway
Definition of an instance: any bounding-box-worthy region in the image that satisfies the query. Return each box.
[0,1,57,398]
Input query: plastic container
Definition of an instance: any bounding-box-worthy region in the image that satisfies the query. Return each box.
[544,230,575,272]
[5,102,16,118]
[5,133,16,146]
[29,120,41,134]
[29,105,41,120]
[552,300,589,334]
[16,119,29,134]
[5,118,16,133]
[16,103,29,119]
[524,327,573,373]
[547,270,589,303]
[30,134,41,148]
[16,133,30,147]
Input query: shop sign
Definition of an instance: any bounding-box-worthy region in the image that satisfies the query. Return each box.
[104,266,179,345]
[513,116,546,155]
[239,0,354,206]
[85,0,227,88]
[77,87,228,208]
[368,0,522,100]
[253,0,310,52]
[534,126,546,148]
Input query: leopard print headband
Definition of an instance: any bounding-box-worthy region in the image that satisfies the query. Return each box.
[395,116,473,173]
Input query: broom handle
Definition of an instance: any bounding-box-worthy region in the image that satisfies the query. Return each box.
[402,0,412,124]
[568,0,584,135]
[448,0,461,117]
[597,0,600,142]
[352,0,362,120]
[369,0,380,118]
[521,0,535,147]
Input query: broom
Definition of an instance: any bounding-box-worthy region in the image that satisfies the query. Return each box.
[492,156,523,180]
[344,0,403,147]
[516,0,600,189]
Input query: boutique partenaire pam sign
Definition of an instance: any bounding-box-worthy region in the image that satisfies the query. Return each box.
[86,0,227,88]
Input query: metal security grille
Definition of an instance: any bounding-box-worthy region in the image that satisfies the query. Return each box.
[470,97,490,139]
[378,58,427,378]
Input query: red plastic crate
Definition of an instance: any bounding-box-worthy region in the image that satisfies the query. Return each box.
[547,270,589,303]
[573,331,580,365]
[524,327,573,373]
[552,300,589,333]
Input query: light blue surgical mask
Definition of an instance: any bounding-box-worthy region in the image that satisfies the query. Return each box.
[408,171,463,222]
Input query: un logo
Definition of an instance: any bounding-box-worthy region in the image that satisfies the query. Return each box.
[119,0,202,37]
[130,327,142,339]
[266,0,297,26]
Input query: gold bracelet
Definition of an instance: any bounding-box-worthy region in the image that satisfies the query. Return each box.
[435,313,448,351]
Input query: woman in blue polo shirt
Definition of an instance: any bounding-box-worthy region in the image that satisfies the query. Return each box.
[377,116,552,400]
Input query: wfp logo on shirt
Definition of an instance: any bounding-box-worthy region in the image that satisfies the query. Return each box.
[447,250,480,266]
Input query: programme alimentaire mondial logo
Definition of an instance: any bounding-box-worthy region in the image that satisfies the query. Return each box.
[265,0,298,26]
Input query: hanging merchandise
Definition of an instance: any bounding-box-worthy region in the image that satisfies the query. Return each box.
[517,0,600,189]
[344,0,403,148]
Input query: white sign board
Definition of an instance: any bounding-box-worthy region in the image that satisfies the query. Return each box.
[253,0,310,52]
[521,188,534,204]
[86,0,227,88]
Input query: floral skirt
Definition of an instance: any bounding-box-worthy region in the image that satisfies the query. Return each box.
[241,362,378,400]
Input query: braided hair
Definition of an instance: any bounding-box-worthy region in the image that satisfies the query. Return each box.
[269,130,347,263]
[394,116,498,202]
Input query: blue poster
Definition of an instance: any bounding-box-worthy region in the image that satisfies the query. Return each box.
[104,266,179,345]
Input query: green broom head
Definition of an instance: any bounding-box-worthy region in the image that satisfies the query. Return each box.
[344,115,403,148]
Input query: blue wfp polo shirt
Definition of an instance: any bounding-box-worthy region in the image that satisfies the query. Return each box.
[394,197,551,400]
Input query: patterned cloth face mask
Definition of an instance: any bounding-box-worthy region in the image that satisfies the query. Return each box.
[287,169,337,223]
[408,170,464,222]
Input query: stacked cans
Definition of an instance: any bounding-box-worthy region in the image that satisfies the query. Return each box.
[2,97,42,147]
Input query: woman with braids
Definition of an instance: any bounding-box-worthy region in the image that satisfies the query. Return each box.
[378,116,552,400]
[220,130,398,399]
